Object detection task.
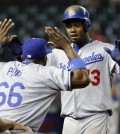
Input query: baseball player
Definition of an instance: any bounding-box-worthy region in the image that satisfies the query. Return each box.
[0,18,90,133]
[45,5,120,134]
[0,19,31,132]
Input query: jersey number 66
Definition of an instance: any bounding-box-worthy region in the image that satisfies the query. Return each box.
[0,82,25,107]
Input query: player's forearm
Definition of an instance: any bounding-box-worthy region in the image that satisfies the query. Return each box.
[68,58,90,89]
[71,69,90,89]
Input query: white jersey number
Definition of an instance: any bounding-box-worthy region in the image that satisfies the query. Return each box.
[0,82,25,107]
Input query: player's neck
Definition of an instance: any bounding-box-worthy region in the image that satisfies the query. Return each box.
[77,36,92,47]
[24,59,33,63]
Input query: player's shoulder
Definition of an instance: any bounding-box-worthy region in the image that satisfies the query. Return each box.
[47,48,65,58]
[0,61,12,67]
[0,61,16,70]
[37,64,60,78]
[52,48,64,53]
[83,40,114,50]
[93,40,114,48]
[0,62,6,69]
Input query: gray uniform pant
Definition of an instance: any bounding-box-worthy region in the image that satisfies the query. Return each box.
[62,112,110,134]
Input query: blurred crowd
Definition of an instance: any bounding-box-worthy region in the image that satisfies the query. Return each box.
[0,0,119,43]
[0,0,120,133]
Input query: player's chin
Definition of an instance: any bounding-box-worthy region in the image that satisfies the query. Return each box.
[70,38,79,44]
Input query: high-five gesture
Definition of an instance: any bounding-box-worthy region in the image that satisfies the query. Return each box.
[0,19,17,46]
[45,26,80,60]
[45,26,71,50]
[104,40,120,65]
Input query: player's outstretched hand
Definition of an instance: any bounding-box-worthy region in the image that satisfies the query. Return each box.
[12,122,30,132]
[45,26,71,50]
[104,40,120,65]
[0,118,30,132]
[0,18,17,46]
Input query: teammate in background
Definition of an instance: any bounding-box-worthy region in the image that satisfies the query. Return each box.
[109,74,120,134]
[0,19,90,133]
[45,5,120,134]
[0,19,30,132]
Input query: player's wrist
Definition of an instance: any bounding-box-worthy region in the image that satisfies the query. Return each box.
[63,44,73,52]
[68,58,86,71]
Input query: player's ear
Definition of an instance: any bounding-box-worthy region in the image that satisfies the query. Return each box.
[17,56,24,62]
[38,56,47,66]
[43,55,47,66]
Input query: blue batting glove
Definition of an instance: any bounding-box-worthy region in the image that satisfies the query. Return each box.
[104,40,120,64]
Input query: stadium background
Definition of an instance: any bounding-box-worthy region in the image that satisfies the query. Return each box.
[0,0,120,133]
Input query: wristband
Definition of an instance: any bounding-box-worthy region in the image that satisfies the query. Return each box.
[68,58,86,71]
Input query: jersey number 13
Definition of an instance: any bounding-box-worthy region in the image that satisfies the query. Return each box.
[88,69,100,86]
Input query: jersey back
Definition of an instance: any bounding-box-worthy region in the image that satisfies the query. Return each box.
[0,61,71,132]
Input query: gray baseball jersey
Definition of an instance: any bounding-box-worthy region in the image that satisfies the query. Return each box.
[0,61,71,132]
[47,40,120,118]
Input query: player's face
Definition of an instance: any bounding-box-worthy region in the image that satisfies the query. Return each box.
[65,20,86,44]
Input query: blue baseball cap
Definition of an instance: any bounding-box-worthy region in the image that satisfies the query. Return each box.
[22,38,52,59]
